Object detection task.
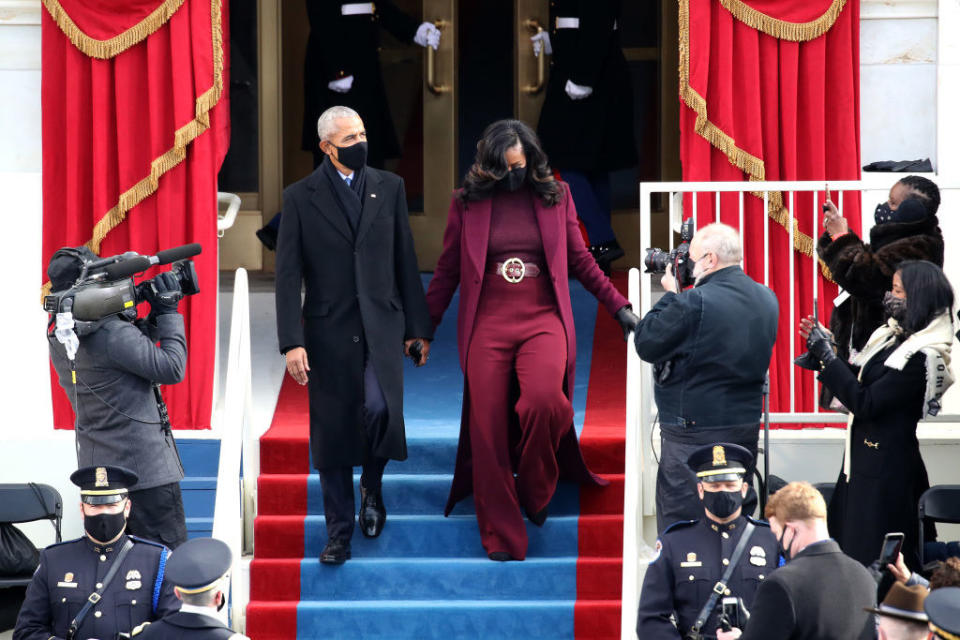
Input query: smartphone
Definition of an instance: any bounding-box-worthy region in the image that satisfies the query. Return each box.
[878,531,905,566]
[822,182,830,213]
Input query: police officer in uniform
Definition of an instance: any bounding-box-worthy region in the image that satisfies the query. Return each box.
[133,537,247,640]
[13,466,178,640]
[636,443,778,640]
[926,587,960,640]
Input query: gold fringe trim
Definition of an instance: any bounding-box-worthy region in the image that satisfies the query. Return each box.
[41,0,185,60]
[679,0,832,279]
[718,0,846,42]
[41,0,223,299]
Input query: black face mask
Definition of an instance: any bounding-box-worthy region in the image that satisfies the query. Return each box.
[500,166,527,192]
[84,510,127,543]
[777,526,796,563]
[702,489,743,519]
[875,201,894,225]
[332,141,368,171]
[883,291,908,323]
[217,593,226,612]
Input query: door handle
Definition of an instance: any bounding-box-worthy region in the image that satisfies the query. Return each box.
[426,19,450,95]
[523,18,546,95]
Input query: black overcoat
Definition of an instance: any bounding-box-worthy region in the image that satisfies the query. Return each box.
[300,0,419,167]
[275,165,432,470]
[536,0,637,172]
[819,344,931,571]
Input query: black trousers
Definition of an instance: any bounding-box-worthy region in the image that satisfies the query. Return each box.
[655,435,759,534]
[127,481,188,549]
[319,360,389,543]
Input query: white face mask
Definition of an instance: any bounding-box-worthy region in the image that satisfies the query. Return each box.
[692,253,711,282]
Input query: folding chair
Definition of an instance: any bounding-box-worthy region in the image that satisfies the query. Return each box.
[917,484,960,568]
[0,483,62,588]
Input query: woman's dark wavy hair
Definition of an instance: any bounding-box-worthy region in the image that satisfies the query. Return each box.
[459,119,563,206]
[896,260,954,334]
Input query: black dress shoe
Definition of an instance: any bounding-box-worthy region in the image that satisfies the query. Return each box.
[320,539,351,565]
[359,485,387,538]
[488,551,515,562]
[588,240,625,275]
[527,505,548,527]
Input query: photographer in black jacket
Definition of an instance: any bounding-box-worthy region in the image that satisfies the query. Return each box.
[46,247,189,549]
[633,223,778,532]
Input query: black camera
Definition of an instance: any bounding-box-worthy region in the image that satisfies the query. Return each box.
[719,596,750,632]
[44,244,202,322]
[644,217,696,289]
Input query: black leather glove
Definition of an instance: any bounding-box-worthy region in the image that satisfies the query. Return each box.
[615,305,640,342]
[145,272,183,316]
[795,325,836,370]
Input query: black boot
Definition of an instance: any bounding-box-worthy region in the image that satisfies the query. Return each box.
[588,239,625,275]
[359,485,386,538]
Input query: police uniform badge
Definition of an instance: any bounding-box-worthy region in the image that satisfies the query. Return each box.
[681,552,702,568]
[126,568,142,590]
[712,445,726,466]
[95,467,109,487]
[57,572,78,588]
[749,545,767,566]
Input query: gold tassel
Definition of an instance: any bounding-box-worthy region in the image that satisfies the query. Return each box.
[718,0,847,43]
[41,0,185,60]
[41,0,224,297]
[678,0,832,280]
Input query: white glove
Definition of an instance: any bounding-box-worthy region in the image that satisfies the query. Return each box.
[414,22,441,50]
[530,31,552,57]
[328,75,354,93]
[565,79,593,100]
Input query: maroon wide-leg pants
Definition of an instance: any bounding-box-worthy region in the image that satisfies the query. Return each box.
[466,273,574,559]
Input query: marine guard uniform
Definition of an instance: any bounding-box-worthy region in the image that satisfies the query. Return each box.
[134,537,248,640]
[13,466,177,640]
[636,444,779,640]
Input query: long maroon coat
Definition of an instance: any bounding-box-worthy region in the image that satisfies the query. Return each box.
[426,182,629,514]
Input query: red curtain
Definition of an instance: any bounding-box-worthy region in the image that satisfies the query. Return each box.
[41,0,229,429]
[679,0,861,425]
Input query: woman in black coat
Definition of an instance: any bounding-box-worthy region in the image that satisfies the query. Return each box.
[798,261,955,571]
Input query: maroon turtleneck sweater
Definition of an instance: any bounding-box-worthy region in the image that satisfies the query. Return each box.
[486,187,545,265]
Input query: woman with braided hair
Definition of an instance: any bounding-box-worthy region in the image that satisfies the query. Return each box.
[817,175,944,407]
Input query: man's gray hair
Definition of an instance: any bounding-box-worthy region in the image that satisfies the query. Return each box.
[695,222,742,265]
[877,615,929,640]
[317,106,359,142]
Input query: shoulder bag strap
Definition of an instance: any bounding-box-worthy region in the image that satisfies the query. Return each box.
[687,522,756,639]
[67,539,134,640]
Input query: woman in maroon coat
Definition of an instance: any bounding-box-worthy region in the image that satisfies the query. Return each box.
[426,120,638,561]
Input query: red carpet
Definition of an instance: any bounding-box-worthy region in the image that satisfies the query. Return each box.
[575,272,628,640]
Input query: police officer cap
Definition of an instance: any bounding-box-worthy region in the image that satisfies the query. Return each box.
[166,537,233,594]
[70,465,138,505]
[925,586,960,639]
[687,443,752,483]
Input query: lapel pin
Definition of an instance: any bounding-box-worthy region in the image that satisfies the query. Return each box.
[370,193,377,198]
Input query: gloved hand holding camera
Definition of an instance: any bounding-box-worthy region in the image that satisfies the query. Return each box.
[144,272,183,316]
[795,315,837,370]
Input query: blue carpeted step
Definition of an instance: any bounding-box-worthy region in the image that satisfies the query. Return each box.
[302,515,578,558]
[296,599,575,640]
[300,557,576,600]
[181,476,217,518]
[388,436,460,474]
[304,474,581,516]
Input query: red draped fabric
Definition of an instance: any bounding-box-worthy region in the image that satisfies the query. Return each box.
[41,0,229,429]
[679,0,861,425]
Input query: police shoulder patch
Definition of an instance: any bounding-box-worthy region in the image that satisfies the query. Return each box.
[649,539,663,564]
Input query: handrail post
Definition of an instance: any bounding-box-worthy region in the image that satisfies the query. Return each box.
[621,267,643,638]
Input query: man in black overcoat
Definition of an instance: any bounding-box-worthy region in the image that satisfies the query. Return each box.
[276,106,433,565]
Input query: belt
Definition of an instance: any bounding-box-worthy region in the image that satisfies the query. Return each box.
[342,2,375,15]
[555,17,618,30]
[487,258,541,283]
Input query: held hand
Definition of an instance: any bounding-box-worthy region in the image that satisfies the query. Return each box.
[823,199,849,237]
[404,338,431,367]
[328,75,354,93]
[614,306,640,341]
[285,347,310,385]
[660,262,678,294]
[805,325,838,368]
[414,22,441,50]
[717,629,743,640]
[145,272,182,315]
[887,552,912,584]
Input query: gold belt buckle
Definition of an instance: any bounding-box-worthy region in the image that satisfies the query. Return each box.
[502,257,526,283]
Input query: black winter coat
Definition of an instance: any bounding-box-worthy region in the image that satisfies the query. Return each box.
[275,164,432,470]
[737,540,876,640]
[300,0,419,167]
[536,0,637,172]
[818,216,944,361]
[819,344,931,571]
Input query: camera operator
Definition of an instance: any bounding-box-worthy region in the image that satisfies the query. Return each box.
[716,482,876,640]
[636,443,778,640]
[46,247,188,549]
[633,223,778,532]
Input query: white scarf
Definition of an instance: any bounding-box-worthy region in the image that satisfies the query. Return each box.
[842,312,955,479]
